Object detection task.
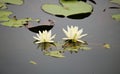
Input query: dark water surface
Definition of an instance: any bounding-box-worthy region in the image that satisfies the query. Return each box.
[0,0,120,74]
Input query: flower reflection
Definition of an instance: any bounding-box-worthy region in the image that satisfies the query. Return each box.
[33,30,56,51]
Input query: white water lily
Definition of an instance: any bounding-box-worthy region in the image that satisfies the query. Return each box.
[33,30,56,44]
[62,26,87,43]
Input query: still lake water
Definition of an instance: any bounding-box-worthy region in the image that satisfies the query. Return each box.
[0,0,120,74]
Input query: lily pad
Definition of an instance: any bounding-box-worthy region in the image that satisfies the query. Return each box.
[110,0,120,5]
[44,51,65,58]
[1,18,32,27]
[0,10,12,21]
[112,14,120,21]
[0,0,24,5]
[0,2,7,9]
[42,1,93,19]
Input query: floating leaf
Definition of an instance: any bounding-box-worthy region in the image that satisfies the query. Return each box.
[0,2,7,9]
[1,17,32,27]
[44,51,65,58]
[29,61,37,65]
[103,43,111,49]
[110,0,120,5]
[0,10,12,21]
[109,0,120,21]
[42,1,93,19]
[0,0,24,5]
[112,14,120,21]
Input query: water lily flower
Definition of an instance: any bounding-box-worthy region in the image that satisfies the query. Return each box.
[33,30,56,44]
[62,26,87,43]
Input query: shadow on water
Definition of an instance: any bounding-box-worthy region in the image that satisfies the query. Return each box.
[55,13,92,19]
[28,25,54,33]
[67,13,91,19]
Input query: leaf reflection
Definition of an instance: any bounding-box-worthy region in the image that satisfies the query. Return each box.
[62,40,90,53]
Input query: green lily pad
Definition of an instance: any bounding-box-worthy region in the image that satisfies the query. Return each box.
[0,0,24,5]
[44,51,65,58]
[0,2,7,9]
[1,18,32,27]
[110,0,120,5]
[42,1,93,19]
[110,0,120,21]
[112,14,120,21]
[0,10,12,21]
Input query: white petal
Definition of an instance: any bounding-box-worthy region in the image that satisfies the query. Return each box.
[63,28,69,37]
[38,31,42,36]
[77,40,85,43]
[51,34,56,40]
[78,28,83,35]
[62,37,71,40]
[48,30,51,37]
[79,34,88,38]
[33,36,40,40]
[48,40,54,43]
[35,41,41,44]
[36,34,41,39]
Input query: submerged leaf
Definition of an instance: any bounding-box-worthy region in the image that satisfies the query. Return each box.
[44,51,65,58]
[112,14,120,21]
[110,0,120,5]
[42,1,93,19]
[0,10,12,21]
[1,18,32,27]
[103,43,111,49]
